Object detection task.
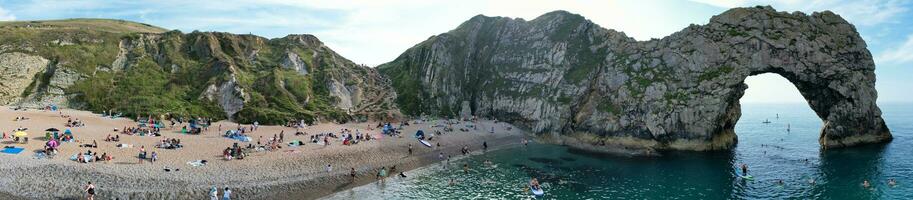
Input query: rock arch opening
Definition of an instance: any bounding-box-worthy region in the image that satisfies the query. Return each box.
[729,69,892,149]
[735,73,820,145]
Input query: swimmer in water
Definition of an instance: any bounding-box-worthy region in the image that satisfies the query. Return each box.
[463,163,470,174]
[863,180,871,188]
[888,178,897,187]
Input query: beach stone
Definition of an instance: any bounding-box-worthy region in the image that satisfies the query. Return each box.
[378,6,891,151]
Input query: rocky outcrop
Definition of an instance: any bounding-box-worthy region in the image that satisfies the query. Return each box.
[281,51,308,75]
[0,53,49,105]
[202,75,248,119]
[379,6,891,152]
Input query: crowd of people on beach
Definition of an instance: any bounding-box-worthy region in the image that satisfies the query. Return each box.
[3,106,520,199]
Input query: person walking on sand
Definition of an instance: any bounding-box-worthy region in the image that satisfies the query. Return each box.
[222,187,232,200]
[408,144,413,155]
[350,167,357,182]
[84,181,96,200]
[210,187,218,200]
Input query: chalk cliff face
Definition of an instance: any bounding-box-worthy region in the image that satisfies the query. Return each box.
[379,6,891,152]
[0,19,399,124]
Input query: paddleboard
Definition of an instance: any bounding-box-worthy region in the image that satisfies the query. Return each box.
[420,140,432,147]
[740,175,754,180]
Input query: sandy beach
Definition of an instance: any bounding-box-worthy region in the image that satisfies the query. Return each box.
[0,107,525,199]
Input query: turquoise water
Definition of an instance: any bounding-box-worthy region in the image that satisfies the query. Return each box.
[325,103,912,199]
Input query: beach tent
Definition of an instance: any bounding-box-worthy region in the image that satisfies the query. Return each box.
[45,128,60,132]
[415,130,425,138]
[64,129,72,135]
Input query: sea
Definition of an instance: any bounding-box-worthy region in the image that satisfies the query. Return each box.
[324,103,912,200]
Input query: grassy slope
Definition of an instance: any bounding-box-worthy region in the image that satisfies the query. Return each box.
[0,19,354,124]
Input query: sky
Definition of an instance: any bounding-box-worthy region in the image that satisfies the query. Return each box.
[0,0,910,103]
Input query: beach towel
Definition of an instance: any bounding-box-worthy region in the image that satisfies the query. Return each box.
[1,147,24,154]
[229,135,251,142]
[33,152,47,159]
[186,160,207,167]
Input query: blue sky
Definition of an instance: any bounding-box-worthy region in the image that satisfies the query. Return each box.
[0,0,910,103]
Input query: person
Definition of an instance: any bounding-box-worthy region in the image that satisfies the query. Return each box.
[463,163,469,174]
[222,187,232,200]
[740,164,748,176]
[863,180,871,188]
[85,181,96,200]
[151,152,158,164]
[408,144,413,155]
[530,178,540,190]
[350,168,357,181]
[888,178,897,187]
[483,141,488,151]
[379,167,388,183]
[210,187,219,200]
[398,171,407,178]
[449,178,456,186]
[326,164,332,172]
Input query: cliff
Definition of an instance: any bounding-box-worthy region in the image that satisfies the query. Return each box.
[378,6,891,152]
[0,19,399,124]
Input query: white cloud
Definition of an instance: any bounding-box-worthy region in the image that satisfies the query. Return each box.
[0,6,16,21]
[691,0,908,26]
[876,34,913,64]
[242,0,723,66]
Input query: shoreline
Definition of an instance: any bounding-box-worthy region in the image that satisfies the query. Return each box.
[269,134,523,200]
[0,107,528,199]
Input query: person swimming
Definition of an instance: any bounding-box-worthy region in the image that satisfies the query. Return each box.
[863,180,871,188]
[530,178,541,190]
[888,178,897,187]
[463,163,470,174]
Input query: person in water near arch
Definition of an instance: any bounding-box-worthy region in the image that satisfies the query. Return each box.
[863,180,871,188]
[740,164,748,176]
[888,178,897,187]
[530,178,541,190]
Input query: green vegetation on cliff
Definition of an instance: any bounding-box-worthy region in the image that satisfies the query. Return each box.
[0,19,393,124]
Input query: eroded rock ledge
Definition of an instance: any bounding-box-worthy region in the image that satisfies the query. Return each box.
[378,6,891,152]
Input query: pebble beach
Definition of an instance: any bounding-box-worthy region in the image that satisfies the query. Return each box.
[0,107,525,199]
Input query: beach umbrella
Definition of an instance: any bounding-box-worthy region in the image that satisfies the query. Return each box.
[13,131,27,137]
[45,128,60,132]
